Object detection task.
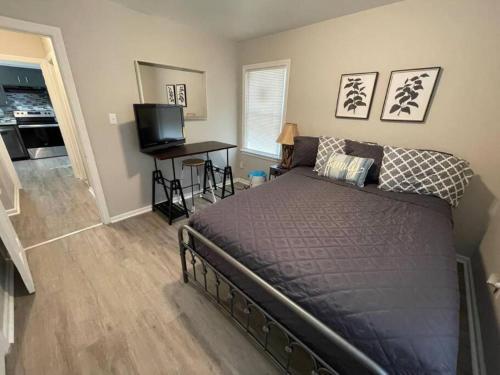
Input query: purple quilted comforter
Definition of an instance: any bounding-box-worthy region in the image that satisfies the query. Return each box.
[189,167,459,374]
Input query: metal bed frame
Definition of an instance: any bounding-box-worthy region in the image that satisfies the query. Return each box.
[178,225,387,375]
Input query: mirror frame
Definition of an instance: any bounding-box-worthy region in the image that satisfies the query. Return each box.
[134,60,207,121]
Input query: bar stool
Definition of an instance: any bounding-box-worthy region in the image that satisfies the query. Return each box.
[181,158,216,212]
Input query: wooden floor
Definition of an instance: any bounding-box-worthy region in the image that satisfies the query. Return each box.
[10,157,101,248]
[7,189,277,375]
[5,179,472,374]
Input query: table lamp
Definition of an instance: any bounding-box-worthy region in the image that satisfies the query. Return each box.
[276,122,298,169]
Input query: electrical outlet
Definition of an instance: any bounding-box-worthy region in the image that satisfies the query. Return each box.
[108,113,118,125]
[239,161,244,169]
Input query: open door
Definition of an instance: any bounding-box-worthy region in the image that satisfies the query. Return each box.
[0,198,34,294]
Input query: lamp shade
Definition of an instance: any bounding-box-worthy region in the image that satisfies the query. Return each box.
[276,122,299,145]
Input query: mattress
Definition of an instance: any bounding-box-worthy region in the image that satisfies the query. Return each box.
[188,167,459,374]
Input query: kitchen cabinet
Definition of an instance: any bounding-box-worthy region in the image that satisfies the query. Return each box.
[0,66,45,88]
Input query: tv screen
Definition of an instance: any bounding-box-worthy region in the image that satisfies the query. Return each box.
[134,104,185,151]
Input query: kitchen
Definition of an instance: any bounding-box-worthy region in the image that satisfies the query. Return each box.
[0,62,67,161]
[0,57,100,248]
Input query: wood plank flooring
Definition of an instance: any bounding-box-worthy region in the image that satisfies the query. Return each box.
[5,179,472,374]
[10,157,101,248]
[6,196,278,375]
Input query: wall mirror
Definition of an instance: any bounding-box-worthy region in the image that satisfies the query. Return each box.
[135,60,207,121]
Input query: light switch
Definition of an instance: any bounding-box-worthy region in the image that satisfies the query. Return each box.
[108,113,118,125]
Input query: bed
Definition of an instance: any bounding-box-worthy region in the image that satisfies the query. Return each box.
[178,166,459,374]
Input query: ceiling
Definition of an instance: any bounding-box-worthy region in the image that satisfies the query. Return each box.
[110,0,403,41]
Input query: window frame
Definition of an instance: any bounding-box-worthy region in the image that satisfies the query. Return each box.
[241,59,291,160]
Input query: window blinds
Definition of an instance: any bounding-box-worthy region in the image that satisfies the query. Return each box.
[243,65,287,157]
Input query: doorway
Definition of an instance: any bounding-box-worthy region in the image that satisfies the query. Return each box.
[0,27,104,248]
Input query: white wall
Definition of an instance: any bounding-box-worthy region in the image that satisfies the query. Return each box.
[237,0,500,372]
[0,0,238,217]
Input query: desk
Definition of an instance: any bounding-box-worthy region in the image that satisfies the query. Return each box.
[144,141,237,224]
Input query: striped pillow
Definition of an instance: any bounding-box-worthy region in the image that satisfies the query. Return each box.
[319,153,374,187]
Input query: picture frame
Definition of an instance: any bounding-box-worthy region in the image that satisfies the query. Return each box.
[166,84,176,105]
[335,72,378,119]
[381,67,441,122]
[176,84,187,107]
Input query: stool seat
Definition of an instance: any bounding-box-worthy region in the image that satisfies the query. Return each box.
[182,158,205,167]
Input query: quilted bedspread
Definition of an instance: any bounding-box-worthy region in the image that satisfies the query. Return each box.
[189,167,459,374]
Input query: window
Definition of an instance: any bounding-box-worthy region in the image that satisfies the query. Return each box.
[242,60,290,158]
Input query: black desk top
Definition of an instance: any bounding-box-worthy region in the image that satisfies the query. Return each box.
[144,141,237,160]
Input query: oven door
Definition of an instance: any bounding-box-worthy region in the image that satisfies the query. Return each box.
[0,125,29,160]
[17,124,67,159]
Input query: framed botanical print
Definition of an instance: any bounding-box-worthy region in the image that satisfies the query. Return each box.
[176,84,187,107]
[166,84,176,105]
[335,72,378,119]
[381,67,441,122]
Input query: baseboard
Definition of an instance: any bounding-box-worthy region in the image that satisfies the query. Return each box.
[109,205,152,223]
[6,187,20,217]
[0,262,12,375]
[109,178,246,224]
[457,255,486,375]
[1,261,14,348]
[234,177,249,186]
[109,188,204,224]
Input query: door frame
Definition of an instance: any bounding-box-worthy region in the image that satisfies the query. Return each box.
[0,198,34,293]
[0,53,87,182]
[0,15,110,223]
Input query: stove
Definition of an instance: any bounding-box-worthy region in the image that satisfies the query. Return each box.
[13,110,67,159]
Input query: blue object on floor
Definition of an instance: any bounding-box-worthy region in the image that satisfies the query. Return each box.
[248,170,267,187]
[248,170,267,178]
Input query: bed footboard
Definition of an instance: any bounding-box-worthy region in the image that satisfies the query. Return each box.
[178,225,386,375]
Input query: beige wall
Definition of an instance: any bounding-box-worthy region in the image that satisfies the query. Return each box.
[0,28,45,58]
[237,0,500,371]
[0,170,15,212]
[0,140,16,212]
[139,63,207,120]
[238,0,500,253]
[473,204,500,373]
[0,0,238,218]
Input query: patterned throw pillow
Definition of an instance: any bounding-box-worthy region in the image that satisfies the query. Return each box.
[313,136,346,172]
[378,146,474,207]
[319,153,374,187]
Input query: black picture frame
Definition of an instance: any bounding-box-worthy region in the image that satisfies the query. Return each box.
[335,72,378,120]
[166,84,176,105]
[176,84,187,107]
[380,67,441,123]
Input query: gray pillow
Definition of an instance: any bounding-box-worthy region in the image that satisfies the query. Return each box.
[291,136,319,168]
[345,140,384,184]
[378,146,473,207]
[313,136,346,172]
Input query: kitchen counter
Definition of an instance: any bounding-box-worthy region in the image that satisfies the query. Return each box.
[0,117,16,126]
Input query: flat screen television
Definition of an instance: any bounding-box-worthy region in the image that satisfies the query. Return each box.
[133,104,185,152]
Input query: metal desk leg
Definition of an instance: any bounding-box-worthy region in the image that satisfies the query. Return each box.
[152,170,157,212]
[176,179,189,219]
[221,166,227,198]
